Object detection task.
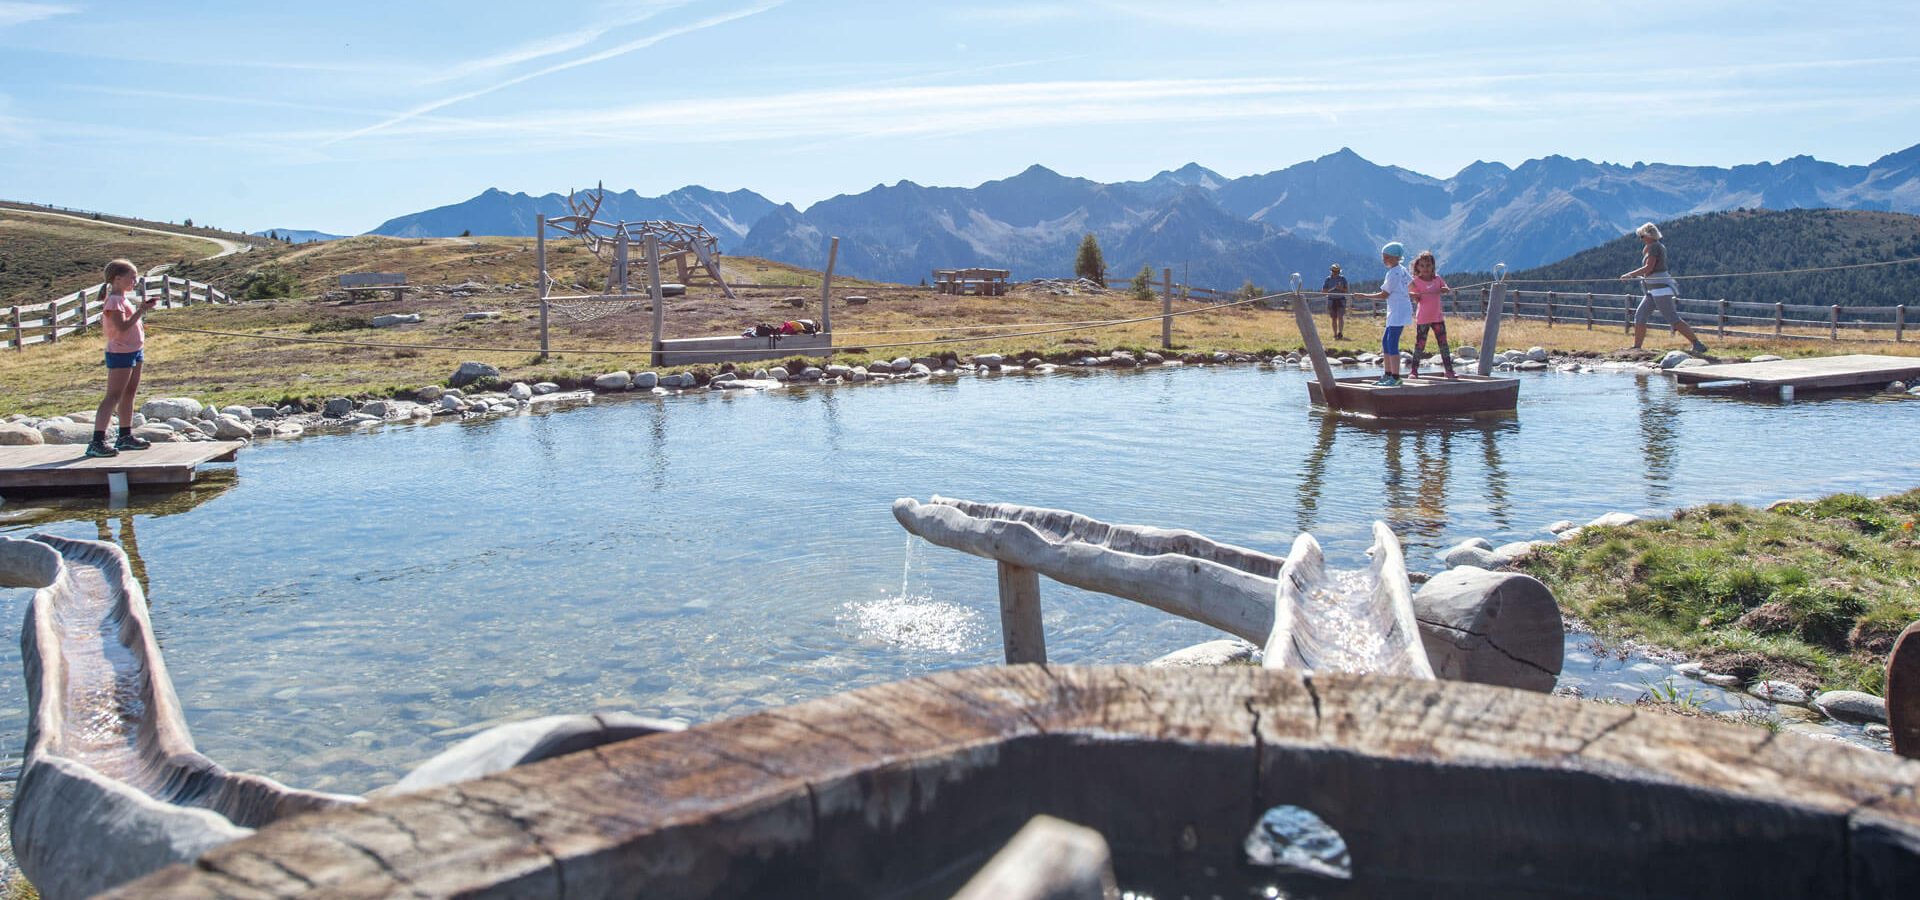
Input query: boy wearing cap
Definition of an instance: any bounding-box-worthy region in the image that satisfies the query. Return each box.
[1354,242,1414,386]
[1321,263,1349,340]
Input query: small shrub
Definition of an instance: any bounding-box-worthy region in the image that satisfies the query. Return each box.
[239,268,298,300]
[307,316,373,334]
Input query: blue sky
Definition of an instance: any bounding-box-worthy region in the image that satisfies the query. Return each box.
[2,0,1914,234]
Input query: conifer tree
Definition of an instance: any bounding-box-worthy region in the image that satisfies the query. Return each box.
[1073,233,1106,284]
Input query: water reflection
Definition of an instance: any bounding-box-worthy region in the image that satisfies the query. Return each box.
[1297,414,1516,541]
[1635,378,1678,508]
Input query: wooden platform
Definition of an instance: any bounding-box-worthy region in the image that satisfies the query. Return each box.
[0,441,242,492]
[1671,354,1920,393]
[1308,374,1520,417]
[656,332,832,365]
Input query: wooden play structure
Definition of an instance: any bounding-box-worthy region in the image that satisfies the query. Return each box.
[534,185,838,365]
[933,268,1011,296]
[1295,266,1520,416]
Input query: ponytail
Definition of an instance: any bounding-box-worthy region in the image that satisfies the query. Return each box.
[103,259,137,294]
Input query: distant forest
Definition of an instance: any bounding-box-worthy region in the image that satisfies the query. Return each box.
[1440,209,1920,309]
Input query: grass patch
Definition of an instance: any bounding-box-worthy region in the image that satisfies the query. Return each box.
[1520,492,1920,693]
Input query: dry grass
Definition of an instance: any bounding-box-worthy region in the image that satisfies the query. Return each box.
[2,225,1915,417]
[0,209,220,305]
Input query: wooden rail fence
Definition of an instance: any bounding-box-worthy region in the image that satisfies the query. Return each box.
[1314,288,1907,344]
[5,274,232,351]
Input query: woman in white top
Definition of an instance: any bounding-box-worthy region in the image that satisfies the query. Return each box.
[1620,222,1708,355]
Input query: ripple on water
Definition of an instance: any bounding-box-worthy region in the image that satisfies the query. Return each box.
[844,594,989,655]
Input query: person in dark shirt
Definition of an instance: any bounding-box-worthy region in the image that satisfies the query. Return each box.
[1321,264,1349,340]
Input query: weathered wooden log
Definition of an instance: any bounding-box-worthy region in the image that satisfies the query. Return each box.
[1888,619,1920,759]
[893,497,1530,686]
[12,535,361,899]
[1412,567,1564,692]
[115,666,1920,898]
[951,815,1118,900]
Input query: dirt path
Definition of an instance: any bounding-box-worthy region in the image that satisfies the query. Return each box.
[7,207,252,266]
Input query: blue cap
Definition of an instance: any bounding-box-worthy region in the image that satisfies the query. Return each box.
[1380,241,1405,259]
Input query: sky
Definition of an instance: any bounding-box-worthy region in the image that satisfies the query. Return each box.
[1,0,1915,234]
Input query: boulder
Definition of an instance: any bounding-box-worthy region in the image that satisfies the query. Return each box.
[1749,681,1809,705]
[322,397,354,418]
[632,372,659,390]
[1440,543,1501,570]
[1489,540,1548,567]
[66,411,95,424]
[974,354,1004,368]
[1109,351,1138,368]
[1142,351,1164,364]
[1658,350,1691,370]
[533,382,560,395]
[462,311,501,321]
[1455,345,1478,359]
[370,313,421,328]
[438,395,463,412]
[360,400,391,418]
[824,364,854,378]
[783,296,806,307]
[709,372,736,384]
[850,366,870,382]
[0,423,43,446]
[134,424,180,443]
[766,367,789,381]
[164,417,201,435]
[448,361,500,388]
[1146,639,1261,668]
[1516,360,1549,371]
[1814,690,1888,724]
[211,416,253,440]
[249,406,279,420]
[908,363,932,376]
[1545,520,1577,535]
[799,367,824,381]
[37,422,93,445]
[141,397,203,421]
[593,371,632,391]
[1412,567,1564,692]
[891,357,912,372]
[508,382,534,401]
[1673,357,1709,369]
[1887,381,1907,393]
[844,295,869,305]
[1586,512,1642,529]
[415,385,445,402]
[1525,346,1548,362]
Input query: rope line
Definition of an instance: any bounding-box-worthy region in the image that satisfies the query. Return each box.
[147,294,1277,358]
[1488,254,1920,287]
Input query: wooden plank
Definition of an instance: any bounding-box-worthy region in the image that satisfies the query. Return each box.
[1671,354,1920,389]
[339,272,406,288]
[0,442,243,491]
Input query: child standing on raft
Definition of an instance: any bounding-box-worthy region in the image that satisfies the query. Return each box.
[1407,250,1456,379]
[1355,242,1413,386]
[87,259,157,458]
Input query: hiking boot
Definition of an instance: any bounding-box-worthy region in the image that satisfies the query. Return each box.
[84,439,119,459]
[114,433,152,451]
[1690,340,1710,355]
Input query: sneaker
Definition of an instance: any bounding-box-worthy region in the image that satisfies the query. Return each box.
[1373,375,1401,387]
[1690,341,1710,355]
[114,433,151,451]
[84,439,119,459]
[1444,372,1460,380]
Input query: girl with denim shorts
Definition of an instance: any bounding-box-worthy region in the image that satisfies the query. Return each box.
[87,259,158,458]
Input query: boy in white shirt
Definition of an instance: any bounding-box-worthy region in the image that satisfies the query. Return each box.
[1355,241,1414,386]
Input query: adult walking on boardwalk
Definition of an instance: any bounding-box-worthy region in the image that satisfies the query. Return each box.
[1321,263,1349,340]
[1621,223,1709,355]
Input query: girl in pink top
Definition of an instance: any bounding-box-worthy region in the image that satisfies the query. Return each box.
[87,258,159,458]
[1407,250,1456,379]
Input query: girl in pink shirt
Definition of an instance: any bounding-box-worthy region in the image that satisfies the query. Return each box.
[1408,250,1456,379]
[87,259,159,458]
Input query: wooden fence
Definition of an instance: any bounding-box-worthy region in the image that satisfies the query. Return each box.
[5,274,232,351]
[1320,288,1908,343]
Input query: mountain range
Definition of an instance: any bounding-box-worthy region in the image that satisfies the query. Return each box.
[334,143,1920,288]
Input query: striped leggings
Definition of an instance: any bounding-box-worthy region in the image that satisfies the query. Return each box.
[1412,322,1454,375]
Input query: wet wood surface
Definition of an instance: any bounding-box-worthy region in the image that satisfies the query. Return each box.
[114,666,1920,899]
[0,440,242,490]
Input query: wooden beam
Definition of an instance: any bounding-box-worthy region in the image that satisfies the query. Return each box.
[820,236,839,337]
[646,234,665,368]
[996,561,1045,664]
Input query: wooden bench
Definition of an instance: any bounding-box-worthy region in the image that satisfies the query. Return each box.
[339,272,406,303]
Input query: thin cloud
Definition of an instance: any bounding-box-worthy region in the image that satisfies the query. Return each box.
[326,0,784,145]
[419,1,689,85]
[0,2,74,28]
[945,4,1076,25]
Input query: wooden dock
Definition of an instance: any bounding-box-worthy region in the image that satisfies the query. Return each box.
[1670,354,1920,398]
[0,441,242,493]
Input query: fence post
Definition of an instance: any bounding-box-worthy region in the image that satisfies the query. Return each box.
[1898,305,1907,343]
[8,305,18,350]
[1717,299,1727,337]
[1545,291,1556,327]
[1584,292,1594,330]
[1830,305,1839,342]
[1161,268,1172,350]
[46,297,58,345]
[996,561,1046,664]
[1774,303,1784,337]
[535,214,549,361]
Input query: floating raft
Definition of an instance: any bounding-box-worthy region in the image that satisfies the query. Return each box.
[1307,374,1520,417]
[0,441,242,493]
[1671,353,1920,396]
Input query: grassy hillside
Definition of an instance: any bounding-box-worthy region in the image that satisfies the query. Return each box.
[1445,209,1920,307]
[0,208,226,305]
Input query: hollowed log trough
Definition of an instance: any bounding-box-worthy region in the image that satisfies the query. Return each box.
[116,665,1920,898]
[892,496,1556,689]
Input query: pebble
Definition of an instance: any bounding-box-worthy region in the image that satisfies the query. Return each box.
[1701,673,1741,687]
[1749,680,1808,705]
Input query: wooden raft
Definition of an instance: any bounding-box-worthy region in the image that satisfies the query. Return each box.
[115,666,1920,898]
[0,441,242,492]
[1294,270,1520,416]
[1670,353,1920,394]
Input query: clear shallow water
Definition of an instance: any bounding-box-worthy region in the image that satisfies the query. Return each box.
[3,365,1916,793]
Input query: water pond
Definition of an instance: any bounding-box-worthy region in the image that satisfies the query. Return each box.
[3,364,1915,792]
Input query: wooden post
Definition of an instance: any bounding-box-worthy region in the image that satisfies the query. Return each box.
[646,234,666,367]
[820,236,839,337]
[1584,292,1595,330]
[1161,268,1172,349]
[1830,305,1839,341]
[614,231,630,295]
[996,561,1045,664]
[1293,274,1338,409]
[1898,305,1907,343]
[536,214,549,361]
[8,305,19,350]
[1478,268,1507,377]
[1717,299,1728,337]
[1774,303,1784,337]
[46,298,57,345]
